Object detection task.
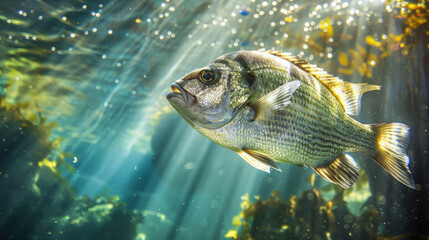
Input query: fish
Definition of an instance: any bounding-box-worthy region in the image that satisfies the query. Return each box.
[166,49,415,189]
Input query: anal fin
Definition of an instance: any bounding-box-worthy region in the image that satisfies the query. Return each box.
[238,148,281,173]
[312,154,359,189]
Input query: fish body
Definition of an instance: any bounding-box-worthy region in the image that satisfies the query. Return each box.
[195,51,373,167]
[166,50,415,189]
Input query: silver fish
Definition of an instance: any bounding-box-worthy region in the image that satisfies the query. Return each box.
[166,50,415,189]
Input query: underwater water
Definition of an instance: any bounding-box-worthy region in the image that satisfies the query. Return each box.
[0,0,428,239]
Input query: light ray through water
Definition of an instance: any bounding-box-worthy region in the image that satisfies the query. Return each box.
[0,0,427,239]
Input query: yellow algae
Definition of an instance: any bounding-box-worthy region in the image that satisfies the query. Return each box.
[38,158,57,173]
[365,36,383,47]
[284,16,293,22]
[89,203,114,212]
[338,52,348,66]
[240,193,250,209]
[136,233,146,240]
[338,68,354,76]
[349,49,363,64]
[337,48,375,77]
[227,187,379,239]
[225,230,238,238]
[364,0,428,62]
[0,60,143,240]
[156,212,166,221]
[232,214,243,226]
[271,189,281,198]
[319,18,333,39]
[305,173,316,187]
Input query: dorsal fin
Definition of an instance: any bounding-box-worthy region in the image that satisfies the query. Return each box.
[264,50,381,115]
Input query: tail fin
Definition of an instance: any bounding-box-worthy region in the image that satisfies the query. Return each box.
[371,123,415,189]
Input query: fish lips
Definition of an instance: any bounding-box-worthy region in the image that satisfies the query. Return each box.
[166,83,196,108]
[167,83,198,126]
[167,82,233,129]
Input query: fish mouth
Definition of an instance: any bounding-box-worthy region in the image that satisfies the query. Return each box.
[167,83,196,107]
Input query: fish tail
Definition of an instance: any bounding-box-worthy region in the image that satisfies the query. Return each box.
[370,123,415,189]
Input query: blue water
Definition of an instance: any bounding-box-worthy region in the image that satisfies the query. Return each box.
[0,0,428,239]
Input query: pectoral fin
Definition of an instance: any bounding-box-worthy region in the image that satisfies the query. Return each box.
[250,80,301,121]
[238,148,281,173]
[312,154,359,189]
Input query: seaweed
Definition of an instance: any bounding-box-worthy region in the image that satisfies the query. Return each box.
[0,99,144,240]
[226,173,428,240]
[276,0,428,78]
[226,186,378,240]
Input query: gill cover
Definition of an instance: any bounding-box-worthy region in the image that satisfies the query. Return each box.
[168,58,252,129]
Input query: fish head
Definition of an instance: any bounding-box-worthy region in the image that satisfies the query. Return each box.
[166,54,253,129]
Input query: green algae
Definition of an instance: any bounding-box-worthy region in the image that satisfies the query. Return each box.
[227,173,429,240]
[0,99,144,239]
[227,185,379,240]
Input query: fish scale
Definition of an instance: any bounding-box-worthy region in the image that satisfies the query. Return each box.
[167,50,415,189]
[218,55,373,166]
[200,67,371,165]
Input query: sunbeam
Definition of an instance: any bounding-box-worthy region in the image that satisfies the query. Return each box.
[0,0,428,239]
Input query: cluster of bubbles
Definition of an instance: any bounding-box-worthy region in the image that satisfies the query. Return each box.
[147,0,392,61]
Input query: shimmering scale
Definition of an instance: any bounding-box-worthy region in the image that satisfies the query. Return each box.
[197,51,375,167]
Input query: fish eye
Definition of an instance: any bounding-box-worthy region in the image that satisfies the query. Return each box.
[199,70,215,83]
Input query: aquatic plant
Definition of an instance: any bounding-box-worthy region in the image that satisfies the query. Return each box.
[275,0,429,78]
[351,0,429,75]
[227,169,429,240]
[226,181,379,240]
[225,172,405,240]
[0,0,426,239]
[41,192,144,240]
[0,100,144,239]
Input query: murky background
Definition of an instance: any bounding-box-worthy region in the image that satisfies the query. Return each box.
[0,0,428,239]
